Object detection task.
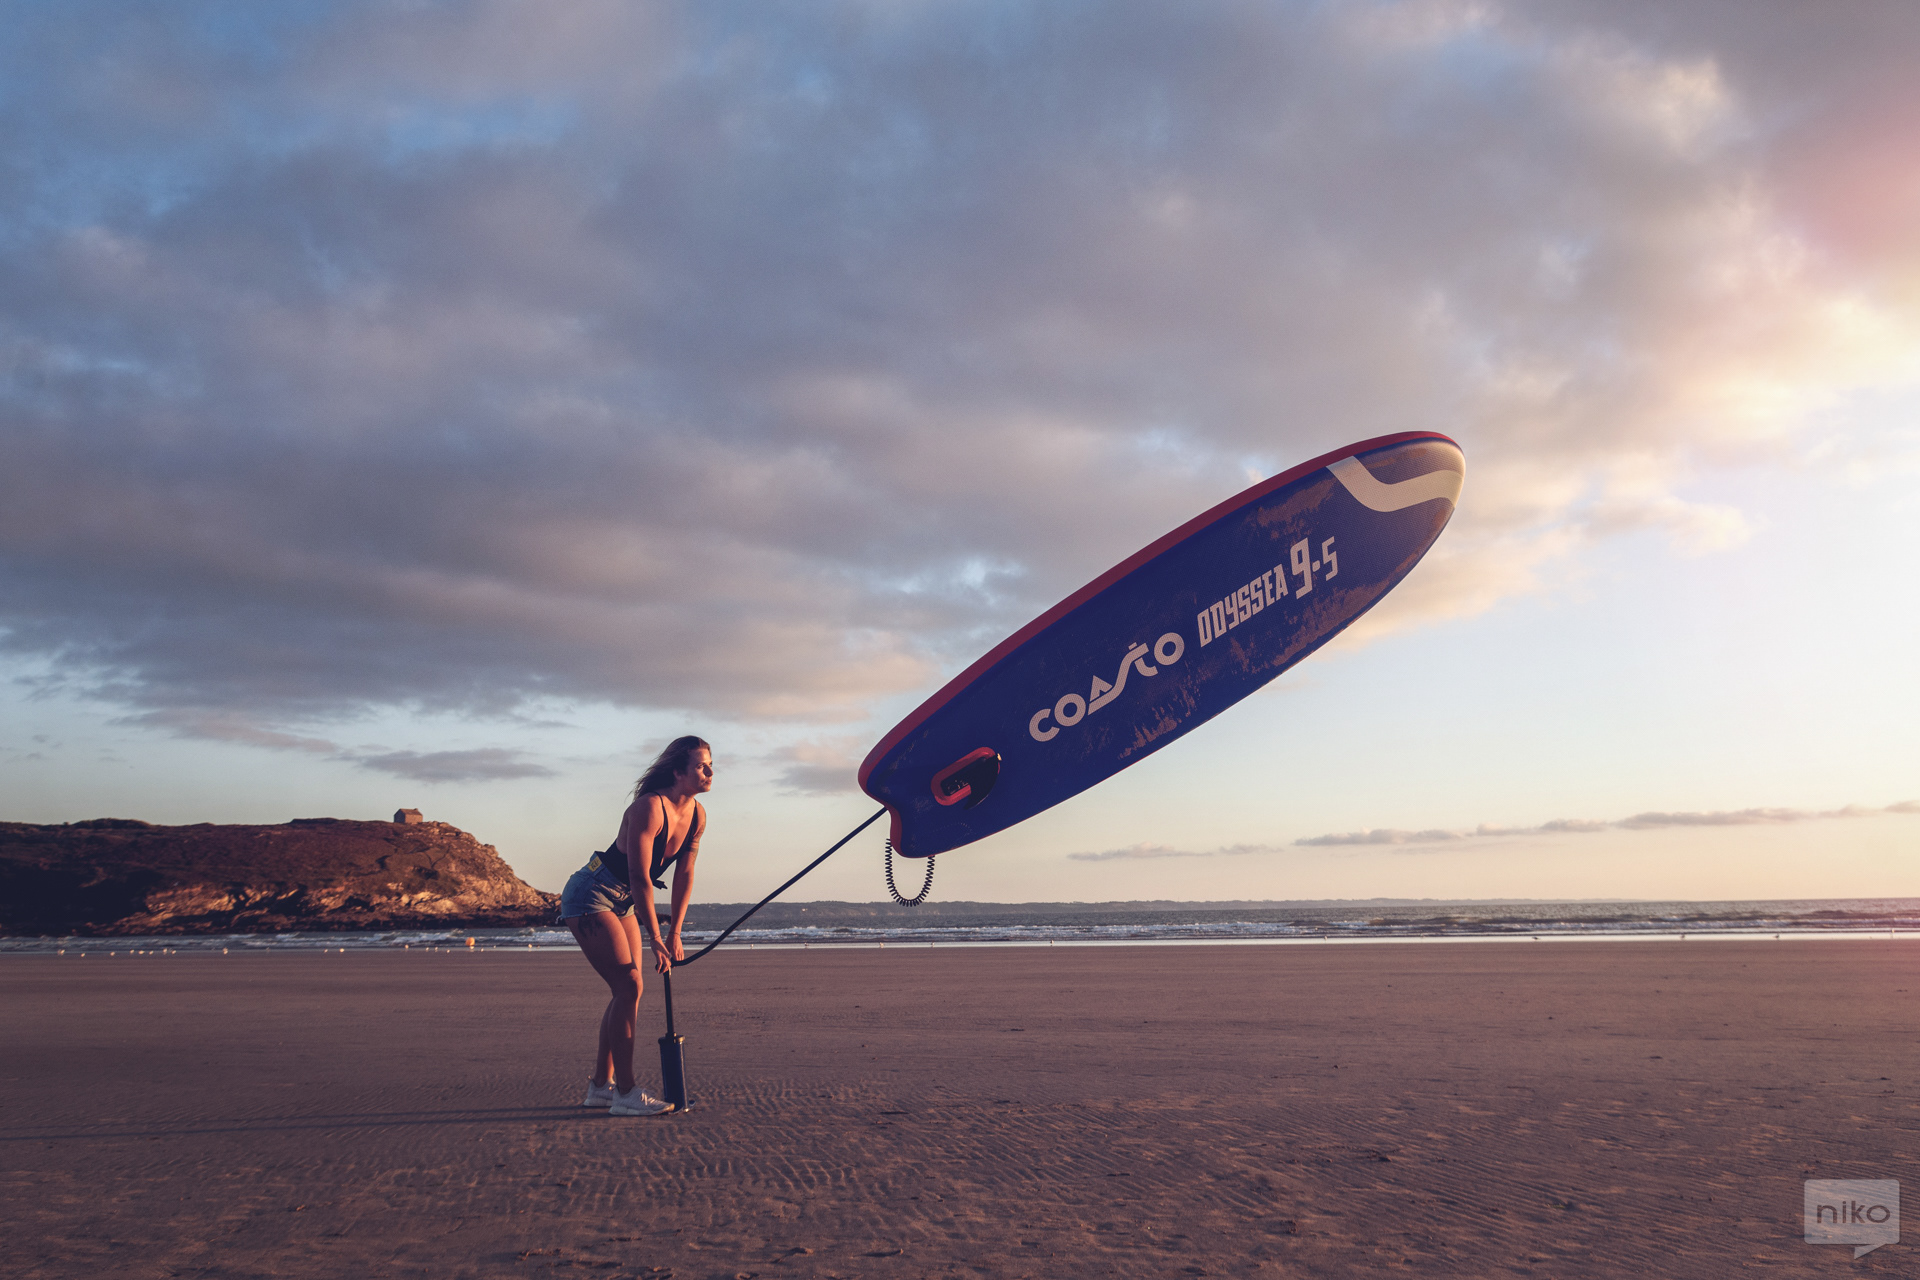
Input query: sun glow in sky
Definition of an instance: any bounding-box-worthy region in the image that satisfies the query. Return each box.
[2,1,1917,902]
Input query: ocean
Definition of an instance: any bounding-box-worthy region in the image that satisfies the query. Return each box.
[4,897,1918,952]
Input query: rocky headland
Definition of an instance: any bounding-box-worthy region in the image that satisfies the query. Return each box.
[0,817,557,936]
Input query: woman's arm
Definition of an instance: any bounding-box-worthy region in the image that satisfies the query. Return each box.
[626,795,674,973]
[665,803,702,960]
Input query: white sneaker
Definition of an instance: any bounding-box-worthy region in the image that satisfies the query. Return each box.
[582,1079,619,1107]
[609,1087,674,1116]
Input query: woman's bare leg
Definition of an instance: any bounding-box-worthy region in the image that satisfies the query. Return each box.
[567,911,644,1093]
[595,914,648,1085]
[612,913,647,1083]
[595,1003,617,1087]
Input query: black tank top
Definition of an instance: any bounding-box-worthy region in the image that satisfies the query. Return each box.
[598,796,700,890]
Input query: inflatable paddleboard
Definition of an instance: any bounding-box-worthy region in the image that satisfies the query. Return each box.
[859,431,1464,858]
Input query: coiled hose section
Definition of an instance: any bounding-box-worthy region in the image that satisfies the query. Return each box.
[884,839,935,906]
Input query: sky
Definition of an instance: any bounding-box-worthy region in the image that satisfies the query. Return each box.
[2,0,1916,904]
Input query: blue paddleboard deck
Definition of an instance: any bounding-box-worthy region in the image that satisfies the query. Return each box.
[860,431,1464,857]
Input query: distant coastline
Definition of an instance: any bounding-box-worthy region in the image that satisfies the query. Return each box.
[672,895,1920,933]
[8,816,1915,944]
[6,892,1915,951]
[0,816,556,936]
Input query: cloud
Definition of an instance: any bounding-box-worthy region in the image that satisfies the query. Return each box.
[1614,807,1850,829]
[125,706,554,784]
[347,748,557,784]
[1069,842,1277,862]
[1297,801,1918,847]
[121,710,341,755]
[766,736,868,795]
[2,0,1917,738]
[1297,829,1479,847]
[1069,799,1919,860]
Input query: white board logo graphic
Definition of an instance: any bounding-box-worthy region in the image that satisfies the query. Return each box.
[1197,536,1337,647]
[1327,455,1463,511]
[1805,1179,1899,1258]
[1029,633,1185,742]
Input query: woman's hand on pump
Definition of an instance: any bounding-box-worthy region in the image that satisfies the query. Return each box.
[666,931,686,963]
[650,936,673,975]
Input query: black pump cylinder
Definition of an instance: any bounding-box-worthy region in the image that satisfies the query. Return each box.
[658,958,690,1112]
[657,1033,688,1111]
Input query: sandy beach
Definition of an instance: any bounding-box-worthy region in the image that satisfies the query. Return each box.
[4,940,1917,1278]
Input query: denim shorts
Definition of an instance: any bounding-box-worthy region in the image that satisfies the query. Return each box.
[558,862,634,921]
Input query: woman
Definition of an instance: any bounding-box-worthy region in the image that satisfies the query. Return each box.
[559,735,712,1116]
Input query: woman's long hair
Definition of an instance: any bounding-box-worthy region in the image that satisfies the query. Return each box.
[632,735,710,798]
